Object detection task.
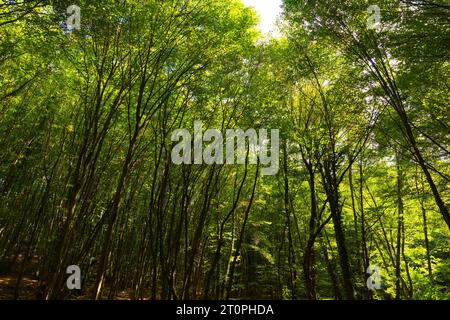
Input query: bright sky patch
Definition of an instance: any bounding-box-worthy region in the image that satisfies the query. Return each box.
[242,0,283,35]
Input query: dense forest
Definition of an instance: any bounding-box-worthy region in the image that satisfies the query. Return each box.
[0,0,449,300]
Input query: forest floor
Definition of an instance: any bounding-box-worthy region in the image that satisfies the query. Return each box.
[0,273,138,300]
[0,275,37,299]
[0,256,138,300]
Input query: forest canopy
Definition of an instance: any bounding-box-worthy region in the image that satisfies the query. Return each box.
[0,0,449,300]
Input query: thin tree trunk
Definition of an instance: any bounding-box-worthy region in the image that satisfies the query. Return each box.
[395,151,404,300]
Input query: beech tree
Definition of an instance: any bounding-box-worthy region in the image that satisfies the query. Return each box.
[0,0,448,300]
